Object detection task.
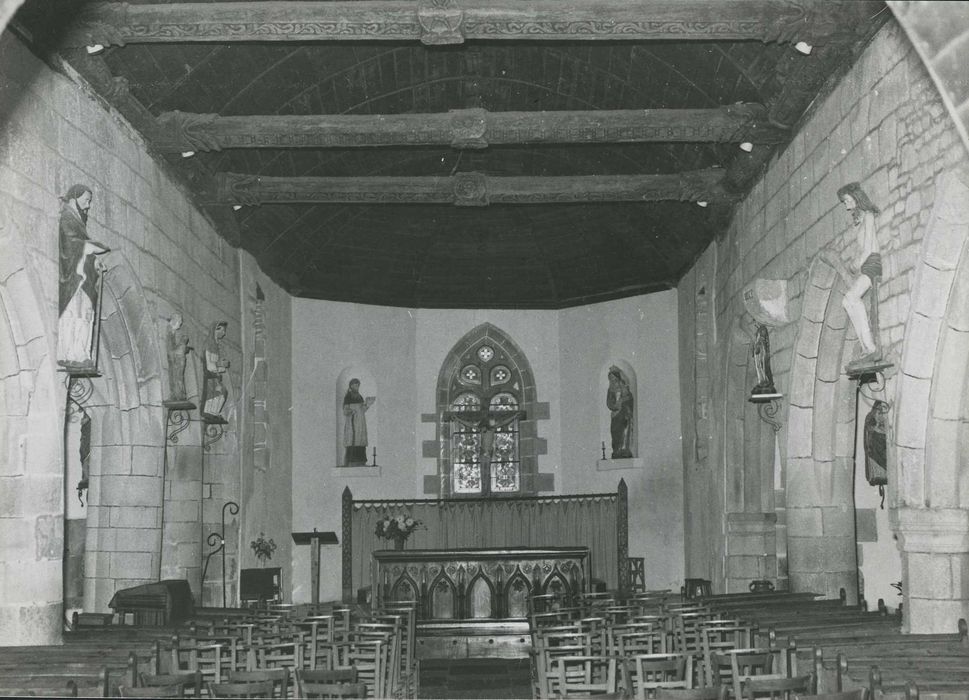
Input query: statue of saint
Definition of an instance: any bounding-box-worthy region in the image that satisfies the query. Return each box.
[343,378,375,466]
[58,184,110,370]
[607,366,634,459]
[750,324,778,398]
[839,182,883,371]
[165,313,191,402]
[200,321,230,421]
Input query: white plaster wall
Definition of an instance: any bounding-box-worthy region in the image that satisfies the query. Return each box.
[292,293,683,602]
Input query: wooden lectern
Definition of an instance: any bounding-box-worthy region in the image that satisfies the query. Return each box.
[292,529,338,606]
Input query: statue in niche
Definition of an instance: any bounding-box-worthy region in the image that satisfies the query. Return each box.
[165,313,192,403]
[343,378,375,466]
[750,323,780,400]
[606,366,634,459]
[200,321,230,422]
[838,182,884,373]
[58,184,110,371]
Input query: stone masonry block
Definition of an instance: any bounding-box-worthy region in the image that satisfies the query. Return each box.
[114,528,158,553]
[787,536,823,573]
[907,552,952,599]
[913,265,955,320]
[906,597,966,634]
[903,314,942,380]
[896,374,931,450]
[100,476,162,507]
[786,507,823,537]
[786,406,813,459]
[109,506,160,529]
[110,551,153,580]
[786,462,822,506]
[820,536,856,571]
[787,362,815,407]
[925,420,960,509]
[794,319,822,361]
[169,479,201,502]
[895,445,926,505]
[933,329,969,419]
[130,445,163,477]
[821,505,855,537]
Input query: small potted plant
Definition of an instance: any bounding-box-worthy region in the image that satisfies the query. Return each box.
[250,532,277,566]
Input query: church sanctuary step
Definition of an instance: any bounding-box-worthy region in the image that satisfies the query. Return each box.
[415,620,532,660]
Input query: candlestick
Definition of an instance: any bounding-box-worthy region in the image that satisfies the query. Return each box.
[372,446,377,466]
[601,441,606,460]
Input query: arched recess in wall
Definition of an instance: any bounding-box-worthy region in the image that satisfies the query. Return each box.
[0,223,63,644]
[719,316,778,593]
[435,323,542,497]
[786,251,860,602]
[893,168,969,632]
[335,367,378,467]
[599,360,638,459]
[79,257,166,613]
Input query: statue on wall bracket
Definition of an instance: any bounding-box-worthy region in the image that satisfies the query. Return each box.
[57,184,110,376]
[163,312,196,410]
[749,324,782,403]
[200,320,230,424]
[838,183,893,380]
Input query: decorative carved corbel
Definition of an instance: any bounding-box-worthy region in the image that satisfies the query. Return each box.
[157,110,222,152]
[452,172,489,207]
[63,2,130,49]
[418,0,465,45]
[449,108,488,149]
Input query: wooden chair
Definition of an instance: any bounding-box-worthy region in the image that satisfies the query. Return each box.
[554,655,620,698]
[623,653,694,700]
[741,674,816,700]
[118,685,182,698]
[793,691,868,700]
[700,625,758,687]
[139,671,202,698]
[226,668,289,698]
[297,668,358,698]
[207,680,275,698]
[300,681,368,699]
[627,557,647,593]
[655,686,728,700]
[709,648,775,699]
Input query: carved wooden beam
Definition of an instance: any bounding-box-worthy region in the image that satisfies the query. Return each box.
[155,104,787,153]
[63,1,868,49]
[205,169,737,206]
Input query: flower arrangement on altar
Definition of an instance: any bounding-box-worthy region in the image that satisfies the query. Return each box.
[250,532,277,564]
[375,515,423,548]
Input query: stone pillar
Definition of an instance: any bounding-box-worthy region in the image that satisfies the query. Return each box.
[895,507,969,633]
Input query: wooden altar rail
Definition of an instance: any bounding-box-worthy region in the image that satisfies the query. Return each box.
[341,480,628,603]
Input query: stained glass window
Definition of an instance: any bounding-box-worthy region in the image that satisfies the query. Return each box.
[446,340,523,497]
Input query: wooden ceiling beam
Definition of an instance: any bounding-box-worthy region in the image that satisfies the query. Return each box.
[63,1,869,49]
[205,169,738,206]
[155,105,787,153]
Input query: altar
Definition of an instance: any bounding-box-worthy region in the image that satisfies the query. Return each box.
[372,546,589,620]
[373,546,590,659]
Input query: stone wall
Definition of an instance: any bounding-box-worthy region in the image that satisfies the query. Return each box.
[679,18,969,628]
[0,30,261,642]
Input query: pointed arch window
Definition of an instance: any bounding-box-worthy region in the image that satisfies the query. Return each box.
[445,341,524,496]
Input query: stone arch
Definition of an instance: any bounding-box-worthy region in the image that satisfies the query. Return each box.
[785,250,860,602]
[719,315,779,592]
[893,168,969,632]
[434,322,545,496]
[0,224,63,645]
[80,256,167,613]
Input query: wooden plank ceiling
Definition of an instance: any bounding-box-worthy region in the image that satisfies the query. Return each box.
[14,0,887,308]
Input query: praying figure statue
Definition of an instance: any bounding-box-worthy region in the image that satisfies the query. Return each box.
[200,321,230,422]
[343,378,375,466]
[58,184,110,370]
[750,323,778,399]
[838,182,883,372]
[165,313,191,402]
[606,366,634,459]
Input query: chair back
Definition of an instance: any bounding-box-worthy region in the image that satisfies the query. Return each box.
[227,668,290,698]
[655,686,728,700]
[710,648,775,699]
[300,681,368,699]
[554,655,619,697]
[741,674,816,700]
[139,671,202,698]
[624,653,693,700]
[793,691,868,700]
[119,686,182,698]
[207,679,275,698]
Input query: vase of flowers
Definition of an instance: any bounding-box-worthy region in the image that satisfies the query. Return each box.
[375,515,422,550]
[250,532,277,566]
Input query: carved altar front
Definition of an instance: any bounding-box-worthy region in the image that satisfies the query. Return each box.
[372,547,589,620]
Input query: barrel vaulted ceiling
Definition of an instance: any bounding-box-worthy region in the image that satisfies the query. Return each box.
[13,1,887,308]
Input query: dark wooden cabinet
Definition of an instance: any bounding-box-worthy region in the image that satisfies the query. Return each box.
[240,567,281,605]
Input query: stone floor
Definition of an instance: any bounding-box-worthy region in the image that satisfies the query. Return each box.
[419,658,532,699]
